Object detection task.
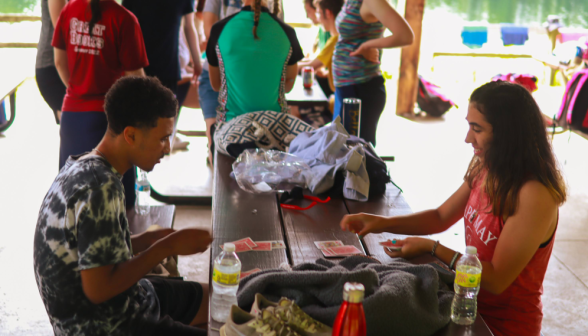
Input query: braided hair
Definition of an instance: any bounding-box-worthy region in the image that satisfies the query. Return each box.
[252,0,262,39]
[88,0,102,38]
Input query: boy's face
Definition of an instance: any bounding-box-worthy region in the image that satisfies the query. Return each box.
[304,2,319,24]
[133,117,174,172]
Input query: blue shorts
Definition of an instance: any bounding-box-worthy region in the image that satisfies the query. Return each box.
[197,69,219,120]
[60,111,136,209]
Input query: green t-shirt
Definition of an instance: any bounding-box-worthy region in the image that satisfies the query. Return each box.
[206,6,304,121]
[317,27,332,51]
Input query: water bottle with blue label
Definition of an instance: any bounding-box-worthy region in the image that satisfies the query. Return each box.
[135,168,150,215]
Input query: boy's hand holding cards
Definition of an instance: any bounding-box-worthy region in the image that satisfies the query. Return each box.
[221,238,286,252]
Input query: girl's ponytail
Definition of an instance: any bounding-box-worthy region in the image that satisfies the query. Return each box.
[89,0,102,37]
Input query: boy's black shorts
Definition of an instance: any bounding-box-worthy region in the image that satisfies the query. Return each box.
[132,277,206,336]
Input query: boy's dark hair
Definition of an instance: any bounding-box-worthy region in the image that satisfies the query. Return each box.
[104,76,177,135]
[304,0,315,9]
[314,0,344,17]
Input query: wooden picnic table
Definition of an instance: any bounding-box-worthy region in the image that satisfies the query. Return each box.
[209,152,493,336]
[286,75,329,109]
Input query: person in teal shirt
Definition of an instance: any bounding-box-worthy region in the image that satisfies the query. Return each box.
[206,0,303,122]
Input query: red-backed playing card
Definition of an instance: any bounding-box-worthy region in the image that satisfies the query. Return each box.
[252,241,272,251]
[220,240,252,252]
[330,245,363,256]
[240,268,262,279]
[314,240,344,249]
[232,237,257,248]
[321,248,337,257]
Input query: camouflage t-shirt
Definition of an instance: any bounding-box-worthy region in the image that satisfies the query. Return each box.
[33,154,157,335]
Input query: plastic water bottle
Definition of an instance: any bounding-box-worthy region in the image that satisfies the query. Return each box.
[451,246,482,325]
[332,282,367,336]
[211,243,241,322]
[135,168,150,215]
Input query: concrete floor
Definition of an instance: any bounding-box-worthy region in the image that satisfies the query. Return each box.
[1,74,588,335]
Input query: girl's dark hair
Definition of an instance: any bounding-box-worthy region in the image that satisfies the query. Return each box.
[314,0,344,18]
[464,81,566,218]
[104,77,178,135]
[88,0,102,37]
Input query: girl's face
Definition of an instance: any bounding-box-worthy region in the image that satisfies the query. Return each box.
[465,102,493,159]
[304,2,319,25]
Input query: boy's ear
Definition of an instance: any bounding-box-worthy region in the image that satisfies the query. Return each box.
[326,9,334,20]
[123,126,137,146]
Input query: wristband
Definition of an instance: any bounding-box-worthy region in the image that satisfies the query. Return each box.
[431,240,440,256]
[449,251,461,270]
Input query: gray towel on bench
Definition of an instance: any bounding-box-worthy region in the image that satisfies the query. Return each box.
[237,256,455,336]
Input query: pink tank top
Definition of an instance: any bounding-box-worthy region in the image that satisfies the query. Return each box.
[464,177,556,336]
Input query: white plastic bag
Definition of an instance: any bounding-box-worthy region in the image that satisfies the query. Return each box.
[232,149,310,194]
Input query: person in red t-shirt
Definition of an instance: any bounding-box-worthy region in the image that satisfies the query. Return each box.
[52,0,149,208]
[340,81,567,336]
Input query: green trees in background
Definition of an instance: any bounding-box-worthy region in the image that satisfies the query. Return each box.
[426,0,588,28]
[0,0,38,14]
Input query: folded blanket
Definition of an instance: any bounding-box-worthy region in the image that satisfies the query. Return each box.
[237,256,455,336]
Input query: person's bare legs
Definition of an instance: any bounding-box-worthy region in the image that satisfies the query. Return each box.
[205,117,216,165]
[190,282,209,327]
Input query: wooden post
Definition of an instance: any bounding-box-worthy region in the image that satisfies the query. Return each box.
[396,0,425,116]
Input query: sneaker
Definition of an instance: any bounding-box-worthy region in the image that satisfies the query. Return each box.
[220,305,301,336]
[250,294,332,336]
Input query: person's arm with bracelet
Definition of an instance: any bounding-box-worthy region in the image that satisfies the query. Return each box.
[350,0,414,57]
[340,180,558,295]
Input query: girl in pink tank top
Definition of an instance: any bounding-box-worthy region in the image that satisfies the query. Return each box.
[340,81,567,336]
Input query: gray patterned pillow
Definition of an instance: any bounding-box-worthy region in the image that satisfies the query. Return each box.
[214,110,315,158]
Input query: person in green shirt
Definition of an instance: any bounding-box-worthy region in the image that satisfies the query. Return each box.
[206,0,303,122]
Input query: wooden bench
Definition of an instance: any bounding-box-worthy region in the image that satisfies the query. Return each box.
[208,152,493,335]
[0,76,28,133]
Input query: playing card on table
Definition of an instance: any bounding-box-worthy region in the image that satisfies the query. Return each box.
[314,240,344,250]
[321,248,337,258]
[232,237,257,248]
[252,241,272,251]
[329,245,363,256]
[240,268,262,279]
[220,240,252,252]
[271,241,286,249]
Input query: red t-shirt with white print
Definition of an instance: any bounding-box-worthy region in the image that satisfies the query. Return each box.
[464,175,556,336]
[52,0,148,112]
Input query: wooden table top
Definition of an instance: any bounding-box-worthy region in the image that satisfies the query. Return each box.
[286,75,328,106]
[208,152,493,336]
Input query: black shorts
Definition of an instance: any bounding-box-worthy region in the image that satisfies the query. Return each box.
[132,277,206,336]
[35,66,66,124]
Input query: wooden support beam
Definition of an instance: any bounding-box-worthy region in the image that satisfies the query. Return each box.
[396,0,425,116]
[0,15,41,23]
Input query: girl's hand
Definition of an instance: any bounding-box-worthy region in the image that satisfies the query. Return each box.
[340,213,390,236]
[383,237,435,259]
[350,42,380,64]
